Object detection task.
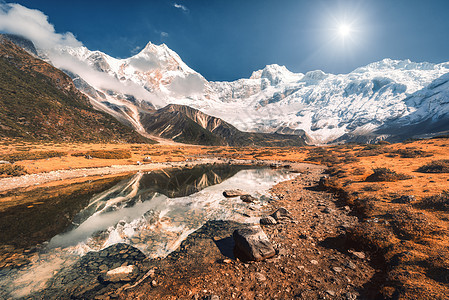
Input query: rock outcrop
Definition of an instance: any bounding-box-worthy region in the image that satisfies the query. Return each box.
[233,225,276,261]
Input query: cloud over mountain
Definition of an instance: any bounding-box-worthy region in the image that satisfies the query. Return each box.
[0,3,82,49]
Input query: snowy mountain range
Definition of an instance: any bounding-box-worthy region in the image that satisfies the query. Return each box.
[36,40,449,143]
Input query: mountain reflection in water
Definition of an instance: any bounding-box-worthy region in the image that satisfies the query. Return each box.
[0,165,296,298]
[48,166,294,258]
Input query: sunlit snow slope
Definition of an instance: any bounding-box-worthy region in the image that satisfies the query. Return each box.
[41,41,449,143]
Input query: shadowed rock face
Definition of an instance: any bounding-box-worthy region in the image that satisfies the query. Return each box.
[141,104,307,146]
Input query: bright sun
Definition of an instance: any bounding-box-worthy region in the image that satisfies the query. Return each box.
[338,24,351,37]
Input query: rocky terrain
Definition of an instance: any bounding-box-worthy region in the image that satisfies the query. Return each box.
[117,164,378,299]
[0,138,447,299]
[3,163,380,299]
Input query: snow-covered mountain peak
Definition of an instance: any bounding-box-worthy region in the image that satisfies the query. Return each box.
[301,70,328,83]
[28,35,449,144]
[132,41,195,74]
[250,64,303,85]
[353,58,443,73]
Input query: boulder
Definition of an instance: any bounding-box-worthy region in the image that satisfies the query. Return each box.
[240,195,257,203]
[99,265,139,283]
[270,207,291,221]
[233,225,276,261]
[260,216,277,225]
[223,189,246,198]
[143,156,152,162]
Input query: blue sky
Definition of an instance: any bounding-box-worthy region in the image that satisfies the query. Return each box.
[2,0,449,81]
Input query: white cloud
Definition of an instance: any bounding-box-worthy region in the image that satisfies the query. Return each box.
[173,3,189,13]
[0,3,82,49]
[0,3,167,108]
[47,50,165,107]
[161,32,169,38]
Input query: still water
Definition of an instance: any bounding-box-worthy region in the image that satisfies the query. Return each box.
[0,165,296,297]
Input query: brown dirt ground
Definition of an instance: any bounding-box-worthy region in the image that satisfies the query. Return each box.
[0,137,448,299]
[119,163,379,300]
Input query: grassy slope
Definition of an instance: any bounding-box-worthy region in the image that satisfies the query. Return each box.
[305,139,449,299]
[0,37,151,143]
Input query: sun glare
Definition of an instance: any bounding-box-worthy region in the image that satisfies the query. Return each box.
[338,24,351,38]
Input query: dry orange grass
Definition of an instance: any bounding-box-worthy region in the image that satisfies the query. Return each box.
[1,137,448,298]
[0,140,310,175]
[304,138,449,299]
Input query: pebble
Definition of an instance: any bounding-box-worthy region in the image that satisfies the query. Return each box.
[254,272,266,281]
[349,250,366,259]
[260,216,277,225]
[333,266,343,273]
[310,260,319,265]
[346,261,357,270]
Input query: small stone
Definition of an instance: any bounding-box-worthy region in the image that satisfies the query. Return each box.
[395,195,416,204]
[270,207,291,221]
[254,272,266,281]
[346,261,357,270]
[99,265,139,283]
[310,260,319,265]
[326,290,336,296]
[151,280,158,287]
[260,216,277,225]
[345,292,357,300]
[278,248,287,256]
[233,225,276,261]
[333,266,343,273]
[350,250,366,259]
[240,195,258,203]
[323,207,334,214]
[99,264,108,272]
[223,190,246,197]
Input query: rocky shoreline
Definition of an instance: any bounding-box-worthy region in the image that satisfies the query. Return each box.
[0,162,384,299]
[117,163,379,299]
[37,163,377,300]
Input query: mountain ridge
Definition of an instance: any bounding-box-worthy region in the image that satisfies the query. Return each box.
[140,104,308,146]
[0,35,152,143]
[8,34,449,144]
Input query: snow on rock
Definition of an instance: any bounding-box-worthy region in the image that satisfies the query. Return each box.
[39,41,449,143]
